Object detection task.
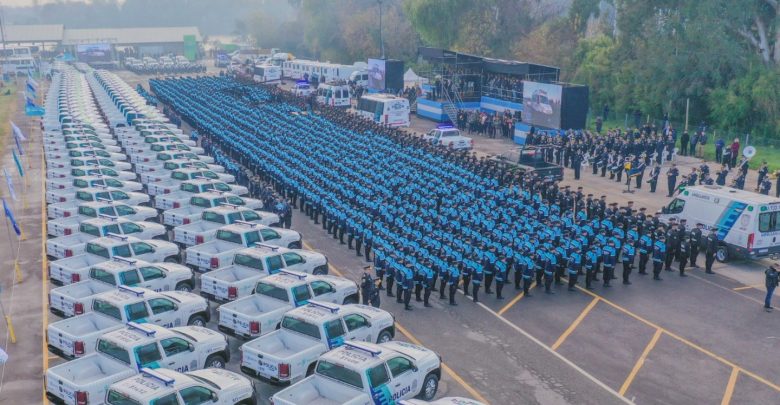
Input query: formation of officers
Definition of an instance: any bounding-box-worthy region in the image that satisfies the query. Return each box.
[152,76,724,313]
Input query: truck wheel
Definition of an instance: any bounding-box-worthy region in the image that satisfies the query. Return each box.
[164,255,180,263]
[204,353,226,369]
[716,244,730,263]
[417,373,439,401]
[343,295,358,305]
[313,265,328,275]
[376,329,393,344]
[188,314,207,327]
[175,281,193,292]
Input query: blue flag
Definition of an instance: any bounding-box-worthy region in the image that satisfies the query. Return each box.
[12,150,23,177]
[26,82,36,96]
[2,198,21,236]
[3,169,17,201]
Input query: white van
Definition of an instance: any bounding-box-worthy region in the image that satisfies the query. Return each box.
[659,185,780,262]
[316,82,351,107]
[349,70,369,87]
[356,94,411,128]
[253,64,281,85]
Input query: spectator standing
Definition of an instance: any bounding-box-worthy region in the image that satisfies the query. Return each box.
[730,138,740,168]
[715,138,725,163]
[680,131,689,156]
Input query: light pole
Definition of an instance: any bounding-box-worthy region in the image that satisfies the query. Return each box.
[378,0,385,59]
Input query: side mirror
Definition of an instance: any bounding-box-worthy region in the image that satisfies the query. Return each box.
[188,342,195,352]
[210,392,218,402]
[412,365,419,372]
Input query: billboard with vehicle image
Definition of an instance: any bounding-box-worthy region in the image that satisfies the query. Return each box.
[522,81,562,129]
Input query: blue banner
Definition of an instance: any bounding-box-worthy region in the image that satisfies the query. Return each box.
[2,198,21,236]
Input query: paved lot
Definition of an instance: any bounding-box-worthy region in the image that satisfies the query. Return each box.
[1,70,778,405]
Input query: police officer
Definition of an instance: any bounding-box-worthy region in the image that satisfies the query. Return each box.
[648,163,661,193]
[638,230,653,275]
[760,177,772,195]
[360,265,375,305]
[447,260,460,306]
[495,255,508,300]
[401,259,414,311]
[704,228,718,274]
[678,235,690,277]
[471,258,484,303]
[621,239,636,285]
[690,223,703,267]
[765,263,779,311]
[652,234,666,280]
[522,254,535,296]
[543,248,556,294]
[602,239,617,287]
[585,241,599,290]
[568,246,582,291]
[667,163,679,197]
[665,223,680,271]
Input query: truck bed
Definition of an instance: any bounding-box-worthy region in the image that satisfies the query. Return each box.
[272,376,371,405]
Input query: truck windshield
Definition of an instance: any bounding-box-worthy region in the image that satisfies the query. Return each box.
[97,339,131,365]
[86,243,111,258]
[171,171,188,181]
[281,316,321,340]
[234,253,263,270]
[202,211,226,224]
[216,230,242,244]
[241,211,261,222]
[181,183,199,193]
[79,206,97,217]
[106,390,142,405]
[80,223,102,237]
[91,268,116,285]
[213,183,231,192]
[93,299,122,320]
[255,282,290,302]
[316,360,364,389]
[191,197,210,208]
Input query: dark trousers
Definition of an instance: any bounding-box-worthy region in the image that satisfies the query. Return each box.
[523,277,532,295]
[705,252,716,273]
[585,269,593,289]
[653,261,663,279]
[690,247,699,267]
[650,180,657,193]
[766,285,776,308]
[638,253,649,274]
[679,256,688,275]
[668,180,676,197]
[622,261,632,283]
[603,266,613,286]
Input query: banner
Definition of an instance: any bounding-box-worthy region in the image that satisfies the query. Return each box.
[10,121,26,142]
[25,96,45,116]
[3,169,17,201]
[2,198,21,236]
[12,151,23,177]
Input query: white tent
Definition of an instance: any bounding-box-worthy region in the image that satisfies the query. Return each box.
[404,68,428,84]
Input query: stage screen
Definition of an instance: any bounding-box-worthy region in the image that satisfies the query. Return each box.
[522,81,562,129]
[384,59,404,93]
[368,58,386,91]
[76,43,113,63]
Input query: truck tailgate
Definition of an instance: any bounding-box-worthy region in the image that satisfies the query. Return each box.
[49,281,113,318]
[47,314,122,359]
[45,354,135,405]
[200,266,266,302]
[217,296,290,339]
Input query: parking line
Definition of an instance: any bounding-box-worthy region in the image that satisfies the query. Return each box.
[619,329,662,395]
[40,143,49,405]
[551,297,599,351]
[497,282,534,315]
[302,240,490,403]
[721,367,740,405]
[394,323,490,404]
[732,285,760,291]
[575,285,780,393]
[687,273,764,305]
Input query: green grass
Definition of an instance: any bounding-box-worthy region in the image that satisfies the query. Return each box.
[0,82,19,155]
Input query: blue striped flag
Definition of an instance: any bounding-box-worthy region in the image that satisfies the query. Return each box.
[2,198,20,236]
[3,169,17,201]
[12,150,23,177]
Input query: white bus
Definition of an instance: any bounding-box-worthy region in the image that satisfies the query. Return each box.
[282,60,367,83]
[660,185,780,262]
[356,94,411,128]
[317,82,351,107]
[1,47,36,75]
[253,64,281,85]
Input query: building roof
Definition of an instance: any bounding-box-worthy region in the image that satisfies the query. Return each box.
[62,26,201,45]
[0,24,64,43]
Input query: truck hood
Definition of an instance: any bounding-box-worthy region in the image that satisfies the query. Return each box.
[170,325,225,345]
[161,290,207,308]
[187,368,249,390]
[381,341,439,364]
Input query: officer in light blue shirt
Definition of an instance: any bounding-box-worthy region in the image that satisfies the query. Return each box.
[638,230,653,275]
[653,235,667,280]
[621,239,636,285]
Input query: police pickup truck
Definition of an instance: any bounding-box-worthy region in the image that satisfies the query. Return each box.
[48,188,151,219]
[48,257,195,318]
[128,143,205,165]
[47,285,211,360]
[271,341,442,405]
[136,157,224,179]
[55,157,132,172]
[422,126,473,150]
[48,234,180,286]
[46,184,149,207]
[47,202,158,237]
[217,270,359,340]
[184,222,302,272]
[200,244,328,303]
[240,302,395,385]
[162,192,264,227]
[146,168,237,196]
[47,166,138,182]
[134,151,215,169]
[45,323,229,405]
[47,175,143,196]
[105,367,256,405]
[155,179,249,211]
[46,217,166,260]
[44,147,127,163]
[173,206,280,247]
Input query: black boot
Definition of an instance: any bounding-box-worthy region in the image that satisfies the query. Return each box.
[449,284,458,305]
[396,285,403,303]
[423,288,432,307]
[472,284,480,303]
[496,281,504,299]
[404,290,413,310]
[414,284,423,302]
[484,274,494,294]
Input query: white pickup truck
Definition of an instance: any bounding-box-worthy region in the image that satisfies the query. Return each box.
[48,188,151,219]
[185,222,302,272]
[173,205,279,247]
[217,270,359,340]
[200,245,327,303]
[47,283,208,359]
[163,192,264,227]
[120,134,196,150]
[47,217,166,260]
[47,202,158,237]
[146,168,236,196]
[47,175,143,195]
[271,342,442,405]
[45,323,230,405]
[64,157,133,172]
[45,147,127,163]
[128,142,205,164]
[155,179,249,210]
[135,156,222,177]
[48,257,195,318]
[46,184,149,206]
[240,302,395,385]
[47,166,138,182]
[105,367,256,405]
[48,234,180,286]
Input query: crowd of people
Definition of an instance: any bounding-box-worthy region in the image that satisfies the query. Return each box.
[151,76,744,312]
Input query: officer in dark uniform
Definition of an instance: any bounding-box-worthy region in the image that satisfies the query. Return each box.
[360,266,375,305]
[760,177,772,195]
[621,239,636,284]
[667,164,679,197]
[648,163,661,193]
[704,227,719,274]
[765,263,779,311]
[522,254,535,296]
[585,241,599,290]
[602,239,617,287]
[716,165,729,186]
[653,234,666,280]
[678,235,690,277]
[690,223,703,267]
[567,246,582,291]
[638,229,653,275]
[665,223,680,271]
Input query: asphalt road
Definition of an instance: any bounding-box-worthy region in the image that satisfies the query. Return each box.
[2,70,779,405]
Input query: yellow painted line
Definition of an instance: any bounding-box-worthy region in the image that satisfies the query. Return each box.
[551,297,599,351]
[619,329,662,395]
[721,367,740,405]
[302,240,489,403]
[395,323,490,404]
[41,141,50,404]
[576,285,780,393]
[497,282,535,315]
[732,285,760,291]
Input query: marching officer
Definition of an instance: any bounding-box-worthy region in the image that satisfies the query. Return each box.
[704,227,719,274]
[678,234,691,277]
[765,263,779,311]
[585,241,600,290]
[360,266,375,305]
[495,255,508,300]
[638,229,653,275]
[690,223,703,268]
[652,234,667,280]
[667,163,679,197]
[522,253,535,296]
[621,239,636,284]
[567,246,583,291]
[602,239,617,287]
